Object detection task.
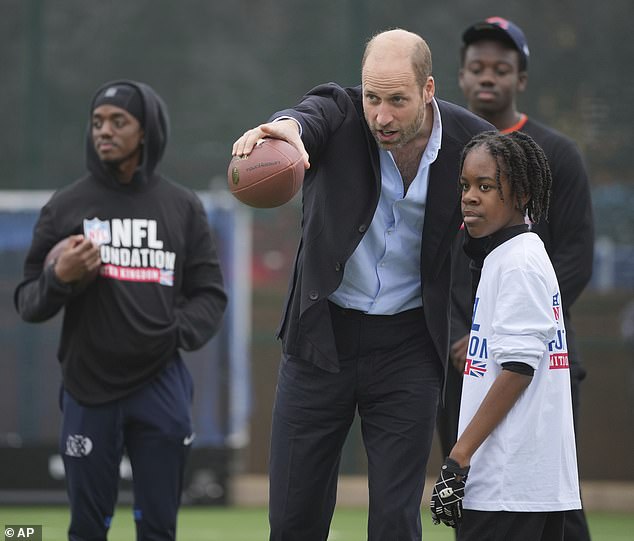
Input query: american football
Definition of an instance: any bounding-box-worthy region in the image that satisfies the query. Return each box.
[45,237,100,290]
[227,138,304,208]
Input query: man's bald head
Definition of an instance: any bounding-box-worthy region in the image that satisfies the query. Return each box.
[362,29,433,88]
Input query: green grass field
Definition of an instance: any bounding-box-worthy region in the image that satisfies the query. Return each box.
[1,506,633,540]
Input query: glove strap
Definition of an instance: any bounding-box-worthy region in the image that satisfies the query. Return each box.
[443,457,470,478]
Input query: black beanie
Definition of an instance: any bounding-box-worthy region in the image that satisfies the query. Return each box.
[93,84,145,125]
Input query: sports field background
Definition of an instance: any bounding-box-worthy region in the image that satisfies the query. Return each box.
[1,507,633,541]
[2,2,633,538]
[3,0,633,486]
[2,475,633,540]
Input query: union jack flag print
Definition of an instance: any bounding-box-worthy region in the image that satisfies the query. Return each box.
[159,269,174,286]
[464,358,487,378]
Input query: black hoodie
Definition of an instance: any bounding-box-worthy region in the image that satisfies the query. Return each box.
[14,80,227,405]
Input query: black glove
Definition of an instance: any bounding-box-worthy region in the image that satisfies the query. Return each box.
[430,457,470,528]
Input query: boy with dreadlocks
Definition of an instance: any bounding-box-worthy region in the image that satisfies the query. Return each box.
[430,131,581,540]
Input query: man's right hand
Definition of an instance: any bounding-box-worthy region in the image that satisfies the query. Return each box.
[53,235,101,283]
[450,333,469,373]
[231,119,310,170]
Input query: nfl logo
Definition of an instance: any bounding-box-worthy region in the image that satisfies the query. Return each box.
[83,218,111,246]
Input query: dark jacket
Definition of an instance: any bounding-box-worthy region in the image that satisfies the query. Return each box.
[522,118,594,313]
[272,83,492,375]
[14,80,227,404]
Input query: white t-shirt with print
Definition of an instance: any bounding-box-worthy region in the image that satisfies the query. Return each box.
[458,232,581,512]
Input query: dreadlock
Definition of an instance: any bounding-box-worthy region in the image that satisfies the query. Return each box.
[459,130,552,223]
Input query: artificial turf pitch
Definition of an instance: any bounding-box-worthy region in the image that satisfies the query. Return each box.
[1,507,633,540]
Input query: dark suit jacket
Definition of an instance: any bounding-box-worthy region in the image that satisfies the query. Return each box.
[272,83,492,379]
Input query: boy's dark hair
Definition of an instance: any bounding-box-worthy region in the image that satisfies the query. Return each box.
[460,130,551,223]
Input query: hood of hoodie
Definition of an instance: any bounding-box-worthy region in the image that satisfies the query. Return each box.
[85,79,170,189]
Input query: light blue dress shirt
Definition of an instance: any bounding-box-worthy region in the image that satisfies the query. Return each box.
[329,99,443,314]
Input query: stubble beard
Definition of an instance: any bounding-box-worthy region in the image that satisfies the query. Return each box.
[372,106,426,151]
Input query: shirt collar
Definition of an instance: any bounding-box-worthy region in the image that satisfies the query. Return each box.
[422,98,442,164]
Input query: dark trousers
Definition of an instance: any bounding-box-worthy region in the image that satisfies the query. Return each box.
[269,303,443,541]
[60,358,193,541]
[458,510,565,541]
